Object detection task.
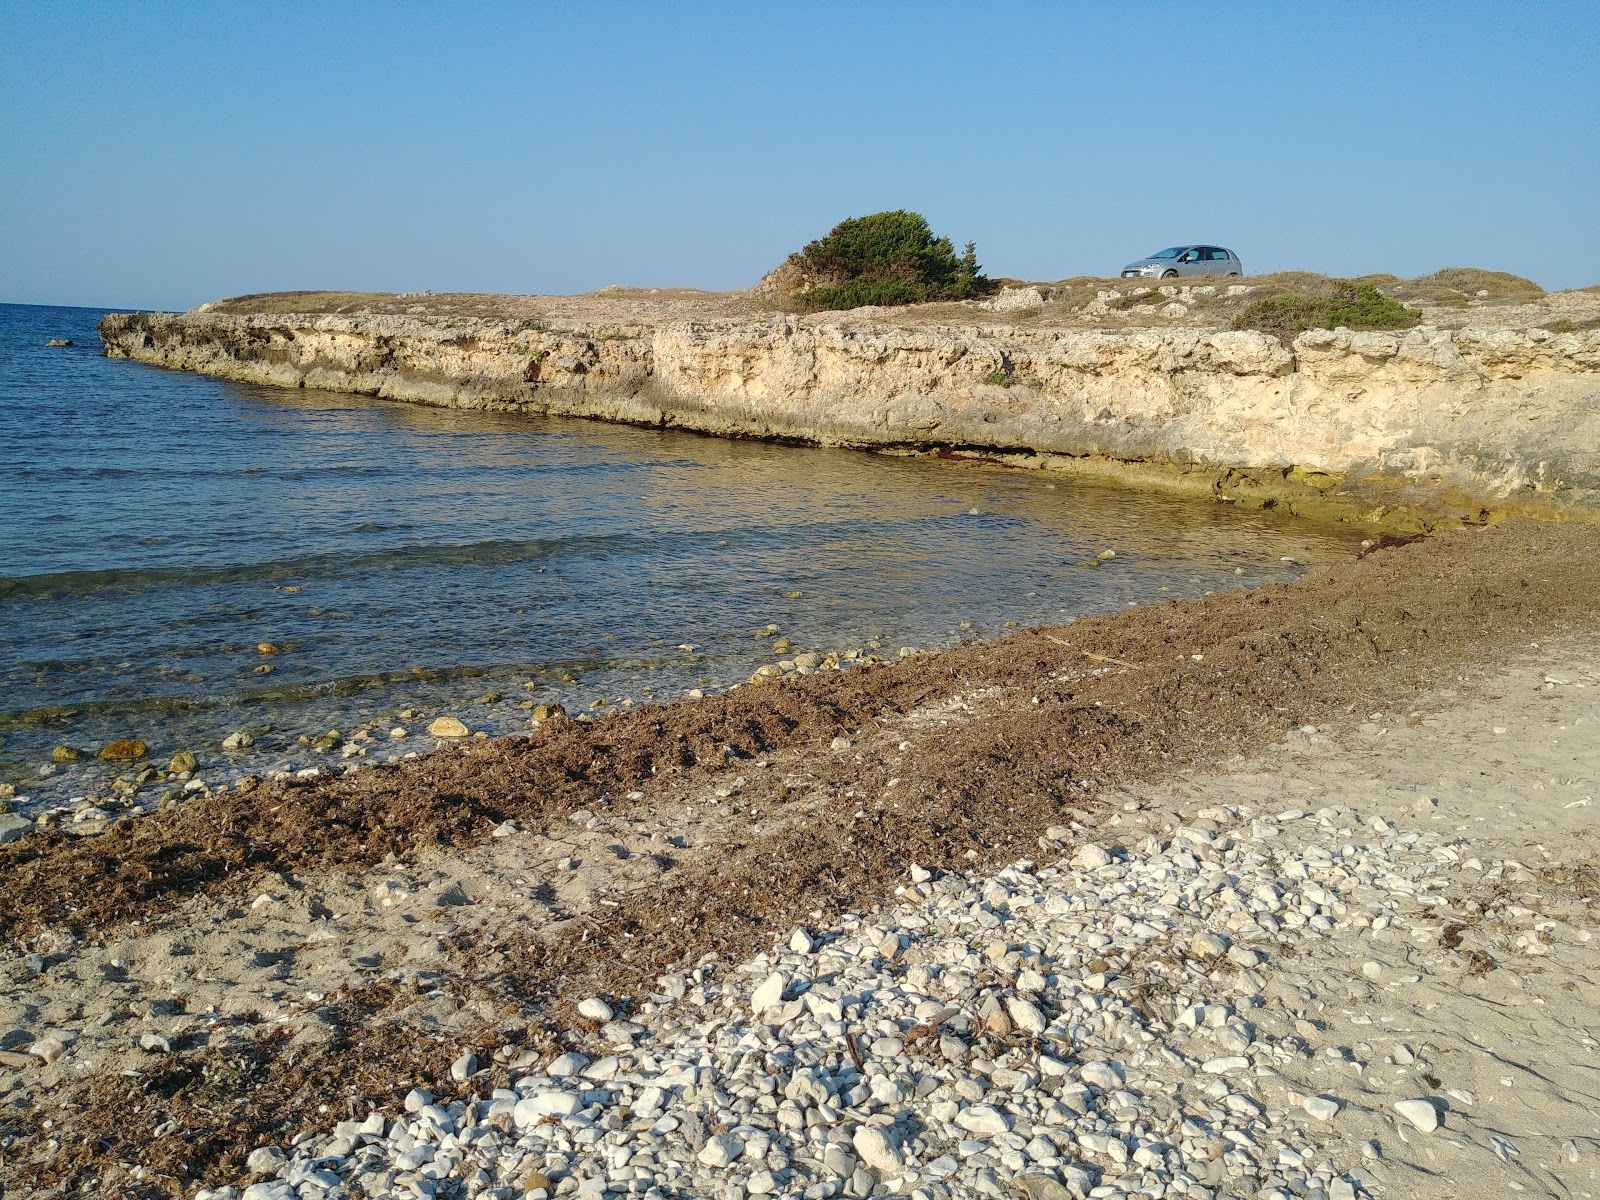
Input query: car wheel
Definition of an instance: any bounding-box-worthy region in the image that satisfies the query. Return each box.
[1227,272,1239,277]
[1161,270,1178,278]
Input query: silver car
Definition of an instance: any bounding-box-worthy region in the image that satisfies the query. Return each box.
[1120,245,1243,279]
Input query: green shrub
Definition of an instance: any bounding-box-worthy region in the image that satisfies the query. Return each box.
[788,210,990,310]
[1233,282,1421,341]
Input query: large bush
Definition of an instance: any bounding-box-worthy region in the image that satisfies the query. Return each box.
[1233,281,1421,342]
[787,210,989,310]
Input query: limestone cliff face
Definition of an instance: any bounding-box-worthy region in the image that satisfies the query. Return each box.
[99,309,1600,522]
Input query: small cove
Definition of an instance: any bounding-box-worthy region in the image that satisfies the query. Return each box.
[0,302,1367,816]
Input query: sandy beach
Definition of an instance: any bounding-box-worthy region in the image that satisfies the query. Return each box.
[1,520,1597,1199]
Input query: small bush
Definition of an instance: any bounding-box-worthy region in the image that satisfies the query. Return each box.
[787,210,990,310]
[1233,282,1421,341]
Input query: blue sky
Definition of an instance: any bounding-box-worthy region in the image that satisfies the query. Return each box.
[3,1,1596,309]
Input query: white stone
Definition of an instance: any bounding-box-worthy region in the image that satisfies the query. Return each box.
[577,997,614,1022]
[1188,930,1228,958]
[547,1051,589,1076]
[1394,1097,1440,1132]
[246,1145,287,1175]
[1006,997,1047,1034]
[751,970,788,1014]
[1073,844,1113,869]
[853,1124,902,1173]
[1303,1095,1340,1121]
[514,1092,582,1127]
[955,1104,1011,1136]
[1079,1061,1121,1090]
[698,1132,744,1168]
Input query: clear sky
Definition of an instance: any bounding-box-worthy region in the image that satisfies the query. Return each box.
[3,1,1597,310]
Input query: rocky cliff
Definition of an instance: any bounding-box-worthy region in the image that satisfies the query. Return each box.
[99,307,1600,529]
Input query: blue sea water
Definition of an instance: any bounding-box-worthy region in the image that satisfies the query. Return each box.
[0,301,1363,814]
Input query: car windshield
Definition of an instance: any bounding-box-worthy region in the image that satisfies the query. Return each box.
[1148,247,1188,259]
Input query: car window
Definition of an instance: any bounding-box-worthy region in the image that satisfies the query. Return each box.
[1204,249,1223,260]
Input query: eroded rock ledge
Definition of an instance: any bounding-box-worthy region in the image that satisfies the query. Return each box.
[100,308,1600,529]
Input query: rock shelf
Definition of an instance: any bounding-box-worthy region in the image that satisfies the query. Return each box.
[99,286,1600,528]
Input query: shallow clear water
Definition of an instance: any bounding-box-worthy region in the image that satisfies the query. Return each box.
[0,302,1365,813]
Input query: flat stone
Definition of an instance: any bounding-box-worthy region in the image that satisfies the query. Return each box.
[547,1051,588,1076]
[955,1104,1011,1136]
[0,815,32,845]
[1394,1097,1440,1132]
[1303,1095,1341,1121]
[427,716,469,738]
[514,1092,582,1127]
[1079,1061,1121,1090]
[752,971,788,1014]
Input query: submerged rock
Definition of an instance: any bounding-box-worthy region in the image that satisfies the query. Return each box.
[98,739,148,762]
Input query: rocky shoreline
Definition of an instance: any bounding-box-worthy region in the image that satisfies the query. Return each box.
[0,634,938,844]
[99,285,1600,530]
[2,521,1598,1199]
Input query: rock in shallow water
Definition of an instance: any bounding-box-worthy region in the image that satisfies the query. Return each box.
[98,739,148,762]
[427,716,469,738]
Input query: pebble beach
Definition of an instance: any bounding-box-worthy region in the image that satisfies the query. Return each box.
[3,520,1598,1200]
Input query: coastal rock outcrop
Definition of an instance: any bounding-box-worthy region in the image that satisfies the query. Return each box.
[99,308,1600,524]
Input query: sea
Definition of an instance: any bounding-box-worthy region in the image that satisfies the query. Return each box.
[0,301,1365,816]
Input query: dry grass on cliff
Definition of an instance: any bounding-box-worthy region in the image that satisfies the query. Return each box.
[197,268,1592,334]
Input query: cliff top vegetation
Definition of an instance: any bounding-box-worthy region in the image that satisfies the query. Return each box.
[195,268,1594,338]
[772,210,993,311]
